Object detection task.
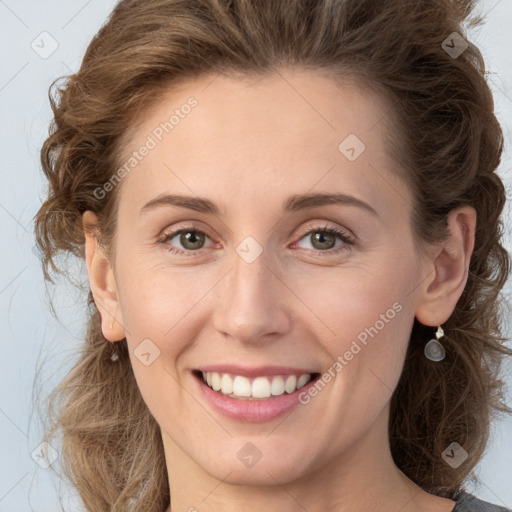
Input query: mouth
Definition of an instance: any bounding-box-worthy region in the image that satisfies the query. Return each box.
[193,370,321,400]
[191,367,321,422]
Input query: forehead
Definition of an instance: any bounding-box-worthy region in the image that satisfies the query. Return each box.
[115,68,410,220]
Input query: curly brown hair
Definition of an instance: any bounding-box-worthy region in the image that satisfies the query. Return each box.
[34,0,511,510]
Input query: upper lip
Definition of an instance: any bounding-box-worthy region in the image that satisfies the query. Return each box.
[196,365,318,378]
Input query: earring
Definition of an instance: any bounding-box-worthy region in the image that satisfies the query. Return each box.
[109,319,119,361]
[424,325,446,361]
[109,340,120,362]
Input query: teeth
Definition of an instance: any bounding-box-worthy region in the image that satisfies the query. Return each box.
[233,376,252,397]
[284,375,297,394]
[211,372,221,391]
[252,377,271,398]
[201,372,312,398]
[220,374,233,394]
[271,376,285,396]
[297,374,310,388]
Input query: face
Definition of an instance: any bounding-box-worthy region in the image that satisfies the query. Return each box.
[102,69,430,485]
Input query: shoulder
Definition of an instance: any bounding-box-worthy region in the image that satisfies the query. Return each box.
[453,490,512,512]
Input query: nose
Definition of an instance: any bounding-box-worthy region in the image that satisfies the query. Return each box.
[212,247,292,345]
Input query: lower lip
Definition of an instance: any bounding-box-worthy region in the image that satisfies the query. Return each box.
[194,373,318,423]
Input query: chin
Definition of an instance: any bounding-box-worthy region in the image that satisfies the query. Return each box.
[194,444,312,487]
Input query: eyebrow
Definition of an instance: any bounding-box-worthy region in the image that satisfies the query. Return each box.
[140,192,379,218]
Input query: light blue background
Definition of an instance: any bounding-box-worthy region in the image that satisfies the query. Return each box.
[0,1,511,510]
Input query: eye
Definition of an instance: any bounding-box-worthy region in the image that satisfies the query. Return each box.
[160,224,215,256]
[159,223,354,257]
[295,225,354,254]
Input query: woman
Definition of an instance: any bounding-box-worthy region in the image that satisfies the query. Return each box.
[35,0,512,511]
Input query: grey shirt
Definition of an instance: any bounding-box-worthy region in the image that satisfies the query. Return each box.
[453,490,511,512]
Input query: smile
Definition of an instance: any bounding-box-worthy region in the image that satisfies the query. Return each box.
[192,367,321,422]
[200,371,315,399]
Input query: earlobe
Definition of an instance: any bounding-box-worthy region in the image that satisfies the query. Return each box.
[83,211,126,342]
[415,205,476,326]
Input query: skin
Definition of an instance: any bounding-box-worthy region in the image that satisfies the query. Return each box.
[83,68,476,512]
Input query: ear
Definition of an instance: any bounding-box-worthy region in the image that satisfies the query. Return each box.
[414,205,477,326]
[83,210,126,342]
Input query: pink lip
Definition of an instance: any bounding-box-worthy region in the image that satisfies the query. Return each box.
[193,371,320,423]
[196,365,315,378]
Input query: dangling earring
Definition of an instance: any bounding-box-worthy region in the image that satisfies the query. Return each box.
[109,319,119,362]
[424,325,446,361]
[110,344,120,362]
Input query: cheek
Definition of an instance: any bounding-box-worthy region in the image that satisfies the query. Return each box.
[300,256,417,380]
[293,266,417,445]
[117,268,197,423]
[116,255,209,343]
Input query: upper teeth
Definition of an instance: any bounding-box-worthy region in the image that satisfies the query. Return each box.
[202,372,312,399]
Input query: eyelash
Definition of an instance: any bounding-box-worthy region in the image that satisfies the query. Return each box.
[159,224,355,257]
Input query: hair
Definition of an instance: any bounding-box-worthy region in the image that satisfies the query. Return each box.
[34,0,511,510]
